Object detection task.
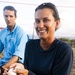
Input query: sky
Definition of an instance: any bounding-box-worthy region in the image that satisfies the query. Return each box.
[0,0,75,39]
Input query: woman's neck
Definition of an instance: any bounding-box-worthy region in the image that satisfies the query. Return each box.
[40,38,55,50]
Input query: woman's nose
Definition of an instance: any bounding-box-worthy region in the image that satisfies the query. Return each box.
[39,21,44,27]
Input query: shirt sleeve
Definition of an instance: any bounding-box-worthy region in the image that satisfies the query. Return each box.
[28,70,36,75]
[24,41,36,75]
[52,46,73,75]
[0,38,4,53]
[13,32,28,63]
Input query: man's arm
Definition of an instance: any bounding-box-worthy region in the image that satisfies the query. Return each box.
[0,56,19,74]
[2,56,19,69]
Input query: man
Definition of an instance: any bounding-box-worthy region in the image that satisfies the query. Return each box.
[0,5,28,74]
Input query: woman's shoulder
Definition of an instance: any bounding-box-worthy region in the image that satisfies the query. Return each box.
[56,38,71,47]
[55,38,72,52]
[27,39,40,44]
[26,39,40,51]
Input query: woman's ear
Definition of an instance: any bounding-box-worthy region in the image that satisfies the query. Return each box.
[55,19,60,31]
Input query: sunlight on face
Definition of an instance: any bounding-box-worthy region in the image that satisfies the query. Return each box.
[34,8,60,39]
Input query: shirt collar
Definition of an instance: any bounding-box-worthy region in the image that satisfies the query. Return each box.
[6,24,17,33]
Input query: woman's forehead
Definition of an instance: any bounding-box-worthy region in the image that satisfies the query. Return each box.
[35,8,53,18]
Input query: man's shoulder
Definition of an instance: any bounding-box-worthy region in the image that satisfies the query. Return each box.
[0,27,7,35]
[16,25,24,31]
[14,25,25,34]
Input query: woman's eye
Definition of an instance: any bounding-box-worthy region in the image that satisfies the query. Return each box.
[43,19,48,22]
[35,20,40,24]
[5,15,8,18]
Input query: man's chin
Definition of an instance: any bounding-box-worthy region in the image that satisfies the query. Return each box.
[7,25,12,27]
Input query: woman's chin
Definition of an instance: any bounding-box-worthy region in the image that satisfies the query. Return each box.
[39,36,46,39]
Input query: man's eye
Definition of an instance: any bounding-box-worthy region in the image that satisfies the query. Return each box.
[10,16,13,18]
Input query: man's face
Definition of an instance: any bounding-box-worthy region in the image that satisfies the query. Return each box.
[3,9,16,27]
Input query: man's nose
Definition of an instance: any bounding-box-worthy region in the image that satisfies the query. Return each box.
[7,16,11,20]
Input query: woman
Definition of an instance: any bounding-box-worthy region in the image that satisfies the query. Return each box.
[3,2,73,75]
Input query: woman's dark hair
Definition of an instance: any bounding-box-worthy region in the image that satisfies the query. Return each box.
[3,6,17,17]
[35,2,60,21]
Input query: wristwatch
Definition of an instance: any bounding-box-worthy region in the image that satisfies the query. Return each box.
[0,66,4,74]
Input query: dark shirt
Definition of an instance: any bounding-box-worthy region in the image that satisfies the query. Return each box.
[24,39,73,75]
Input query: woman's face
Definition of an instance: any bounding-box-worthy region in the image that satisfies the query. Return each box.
[34,8,60,40]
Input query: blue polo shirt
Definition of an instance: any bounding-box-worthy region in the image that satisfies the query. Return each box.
[0,25,28,66]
